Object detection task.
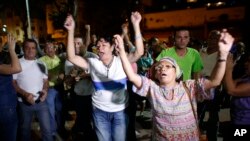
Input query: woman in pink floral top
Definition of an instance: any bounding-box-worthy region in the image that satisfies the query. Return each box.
[114,29,234,141]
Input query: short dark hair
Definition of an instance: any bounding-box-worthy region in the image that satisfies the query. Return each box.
[174,27,190,38]
[96,34,113,45]
[23,39,38,49]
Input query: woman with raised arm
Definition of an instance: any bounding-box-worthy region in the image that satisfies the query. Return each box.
[64,11,144,141]
[0,34,21,141]
[115,29,234,141]
[223,53,250,140]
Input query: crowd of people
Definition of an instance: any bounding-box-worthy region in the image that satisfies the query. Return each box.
[0,10,250,141]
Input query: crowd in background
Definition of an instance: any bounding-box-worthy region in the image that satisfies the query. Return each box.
[0,10,250,141]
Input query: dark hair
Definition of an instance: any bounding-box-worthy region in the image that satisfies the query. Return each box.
[96,34,113,45]
[23,39,38,49]
[174,27,190,38]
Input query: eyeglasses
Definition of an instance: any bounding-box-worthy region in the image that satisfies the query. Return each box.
[155,64,175,71]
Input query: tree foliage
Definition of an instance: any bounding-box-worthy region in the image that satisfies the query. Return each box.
[49,0,77,30]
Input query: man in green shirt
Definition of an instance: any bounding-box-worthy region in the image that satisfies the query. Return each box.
[39,41,65,138]
[156,27,203,80]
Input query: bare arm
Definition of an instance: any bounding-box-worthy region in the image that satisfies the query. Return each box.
[127,11,144,63]
[224,54,250,96]
[114,35,142,88]
[64,15,89,70]
[84,24,91,50]
[39,79,49,102]
[121,23,135,51]
[204,29,234,90]
[0,34,21,74]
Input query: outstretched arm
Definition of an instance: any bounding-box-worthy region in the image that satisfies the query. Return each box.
[121,22,135,51]
[0,34,21,74]
[224,54,250,96]
[127,11,144,63]
[204,29,234,90]
[64,15,89,70]
[84,24,91,51]
[114,34,142,88]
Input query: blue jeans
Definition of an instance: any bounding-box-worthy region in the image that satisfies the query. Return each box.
[92,107,128,141]
[46,88,63,134]
[18,101,53,141]
[0,107,18,141]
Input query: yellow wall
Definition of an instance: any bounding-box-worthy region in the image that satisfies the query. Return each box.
[144,6,245,30]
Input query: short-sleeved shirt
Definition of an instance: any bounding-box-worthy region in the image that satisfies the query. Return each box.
[87,56,128,112]
[133,76,211,141]
[231,77,250,125]
[156,47,203,80]
[137,52,154,76]
[200,51,218,77]
[13,57,48,102]
[39,55,63,87]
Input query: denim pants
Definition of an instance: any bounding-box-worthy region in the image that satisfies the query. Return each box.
[92,106,128,141]
[46,88,63,134]
[0,107,18,141]
[18,101,53,141]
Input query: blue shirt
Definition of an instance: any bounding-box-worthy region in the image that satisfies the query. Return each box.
[231,77,250,125]
[0,57,17,109]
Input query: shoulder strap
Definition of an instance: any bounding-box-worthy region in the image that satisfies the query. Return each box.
[183,81,198,123]
[36,60,48,75]
[183,81,203,138]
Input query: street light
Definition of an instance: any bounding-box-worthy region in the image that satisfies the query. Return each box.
[2,24,7,32]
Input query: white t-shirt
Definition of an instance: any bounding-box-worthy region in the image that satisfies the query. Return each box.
[13,57,48,102]
[200,51,218,77]
[200,51,218,99]
[88,56,128,112]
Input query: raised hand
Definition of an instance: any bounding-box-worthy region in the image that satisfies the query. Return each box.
[218,29,234,53]
[131,11,142,26]
[7,33,16,52]
[113,34,125,54]
[121,22,129,35]
[64,15,75,31]
[85,24,90,31]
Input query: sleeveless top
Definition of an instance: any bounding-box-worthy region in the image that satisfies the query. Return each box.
[231,76,250,125]
[0,54,17,109]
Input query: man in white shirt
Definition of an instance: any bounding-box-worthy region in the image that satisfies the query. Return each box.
[13,39,53,141]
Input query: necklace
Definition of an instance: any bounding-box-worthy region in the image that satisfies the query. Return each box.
[104,56,114,78]
[160,86,174,100]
